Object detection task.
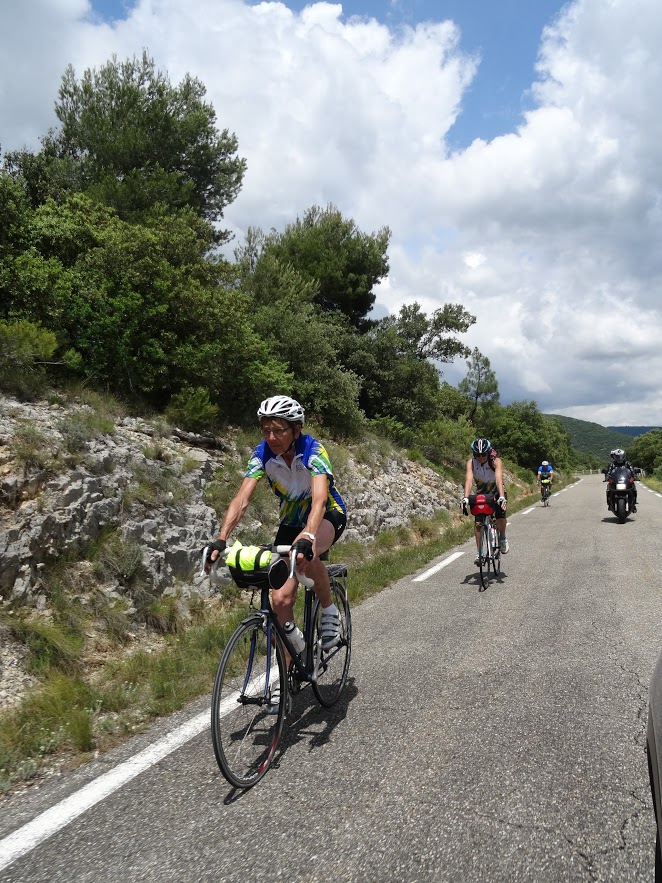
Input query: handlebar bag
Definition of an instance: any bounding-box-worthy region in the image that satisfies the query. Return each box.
[225,541,273,589]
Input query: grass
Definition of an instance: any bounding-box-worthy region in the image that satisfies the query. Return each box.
[0,475,546,795]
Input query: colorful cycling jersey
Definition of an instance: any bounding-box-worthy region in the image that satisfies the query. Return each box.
[245,433,346,527]
[538,464,553,474]
[472,457,497,494]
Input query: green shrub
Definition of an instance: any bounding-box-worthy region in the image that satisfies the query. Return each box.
[0,320,58,398]
[165,386,218,432]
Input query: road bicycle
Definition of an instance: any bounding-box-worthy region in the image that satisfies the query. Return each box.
[201,542,351,789]
[540,478,552,507]
[463,494,501,591]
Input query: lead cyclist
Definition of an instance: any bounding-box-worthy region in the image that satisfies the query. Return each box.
[205,395,347,656]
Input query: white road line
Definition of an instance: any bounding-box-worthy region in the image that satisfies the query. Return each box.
[520,507,537,515]
[0,682,253,872]
[413,551,464,581]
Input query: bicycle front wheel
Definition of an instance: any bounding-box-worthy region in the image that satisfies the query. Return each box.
[312,578,352,708]
[478,523,493,591]
[211,615,286,789]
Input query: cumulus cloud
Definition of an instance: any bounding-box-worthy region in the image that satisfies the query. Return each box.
[1,0,661,423]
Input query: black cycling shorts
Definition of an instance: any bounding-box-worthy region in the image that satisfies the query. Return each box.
[274,510,347,561]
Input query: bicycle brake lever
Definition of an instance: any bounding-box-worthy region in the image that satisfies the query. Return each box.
[200,545,210,577]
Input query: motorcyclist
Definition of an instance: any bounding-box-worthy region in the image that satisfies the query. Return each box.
[604,448,638,513]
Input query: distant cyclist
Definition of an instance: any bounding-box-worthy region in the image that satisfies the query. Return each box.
[537,460,554,498]
[604,448,638,513]
[462,438,509,565]
[206,395,347,650]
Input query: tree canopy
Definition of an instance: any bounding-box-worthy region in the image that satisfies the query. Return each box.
[5,52,246,243]
[262,204,390,329]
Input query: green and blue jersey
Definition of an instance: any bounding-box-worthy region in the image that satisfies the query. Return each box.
[245,433,346,527]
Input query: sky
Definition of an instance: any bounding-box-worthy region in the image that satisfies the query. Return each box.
[2,0,662,426]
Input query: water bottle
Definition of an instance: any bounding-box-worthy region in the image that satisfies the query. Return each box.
[283,621,305,656]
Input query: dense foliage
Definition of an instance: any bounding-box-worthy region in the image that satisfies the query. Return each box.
[627,430,662,477]
[0,51,593,476]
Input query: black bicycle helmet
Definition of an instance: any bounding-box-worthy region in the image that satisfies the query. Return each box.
[471,438,491,456]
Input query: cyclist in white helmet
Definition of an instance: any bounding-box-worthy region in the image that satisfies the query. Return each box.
[537,459,554,493]
[462,437,509,564]
[207,395,347,659]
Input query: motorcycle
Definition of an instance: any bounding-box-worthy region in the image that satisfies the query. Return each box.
[604,465,639,523]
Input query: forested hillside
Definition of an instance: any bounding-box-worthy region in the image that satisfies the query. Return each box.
[549,415,635,460]
[608,426,661,437]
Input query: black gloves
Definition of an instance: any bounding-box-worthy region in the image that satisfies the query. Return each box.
[293,538,314,561]
[203,538,227,574]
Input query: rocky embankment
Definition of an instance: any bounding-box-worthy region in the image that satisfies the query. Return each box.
[0,394,464,709]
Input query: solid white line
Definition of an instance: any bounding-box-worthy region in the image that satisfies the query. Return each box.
[413,551,464,581]
[0,674,264,874]
[0,709,209,871]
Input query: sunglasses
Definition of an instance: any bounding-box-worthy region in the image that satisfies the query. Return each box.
[261,427,292,439]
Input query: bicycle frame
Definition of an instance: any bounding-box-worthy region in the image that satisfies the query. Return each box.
[253,579,323,686]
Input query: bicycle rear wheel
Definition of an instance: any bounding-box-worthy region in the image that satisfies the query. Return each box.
[312,575,351,707]
[211,615,286,789]
[478,522,493,591]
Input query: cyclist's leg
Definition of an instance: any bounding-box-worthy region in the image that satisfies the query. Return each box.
[309,512,346,649]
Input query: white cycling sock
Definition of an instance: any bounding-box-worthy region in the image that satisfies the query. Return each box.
[323,602,339,617]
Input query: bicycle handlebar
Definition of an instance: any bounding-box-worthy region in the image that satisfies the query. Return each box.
[199,542,314,588]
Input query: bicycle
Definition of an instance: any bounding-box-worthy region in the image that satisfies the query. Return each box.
[201,542,351,789]
[540,479,552,506]
[463,493,501,591]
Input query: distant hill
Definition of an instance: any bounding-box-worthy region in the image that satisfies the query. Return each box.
[607,426,661,437]
[548,414,635,459]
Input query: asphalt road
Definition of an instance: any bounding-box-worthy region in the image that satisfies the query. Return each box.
[1,475,660,883]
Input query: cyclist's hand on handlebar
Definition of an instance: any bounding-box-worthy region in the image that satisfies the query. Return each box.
[292,538,314,568]
[497,496,507,509]
[461,497,469,516]
[202,538,226,574]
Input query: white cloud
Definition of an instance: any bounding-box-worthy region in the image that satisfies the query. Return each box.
[1,0,661,422]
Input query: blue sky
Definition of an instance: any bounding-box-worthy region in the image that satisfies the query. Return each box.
[3,0,662,423]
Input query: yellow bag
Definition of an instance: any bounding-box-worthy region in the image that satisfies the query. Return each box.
[225,541,272,589]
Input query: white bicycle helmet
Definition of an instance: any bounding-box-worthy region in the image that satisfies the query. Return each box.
[542,460,549,466]
[257,395,305,425]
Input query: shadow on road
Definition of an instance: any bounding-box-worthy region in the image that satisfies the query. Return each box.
[461,568,508,592]
[219,678,358,803]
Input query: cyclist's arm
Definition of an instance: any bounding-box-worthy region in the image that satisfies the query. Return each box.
[493,458,506,499]
[297,474,329,553]
[463,458,474,498]
[218,477,260,541]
